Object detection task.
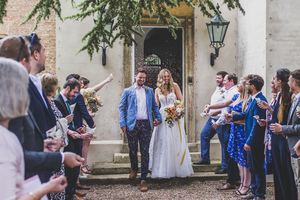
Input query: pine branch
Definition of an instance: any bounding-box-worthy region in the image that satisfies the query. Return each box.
[3,0,245,60]
[0,0,8,24]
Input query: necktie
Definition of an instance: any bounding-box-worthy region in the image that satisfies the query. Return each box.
[66,100,75,128]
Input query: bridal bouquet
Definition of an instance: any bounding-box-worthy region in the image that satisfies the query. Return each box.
[87,94,103,113]
[164,100,185,127]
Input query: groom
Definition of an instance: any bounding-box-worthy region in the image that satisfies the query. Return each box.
[119,67,162,192]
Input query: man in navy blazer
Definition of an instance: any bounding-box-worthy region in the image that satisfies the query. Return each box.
[25,33,56,138]
[119,68,162,192]
[226,74,267,200]
[0,35,83,183]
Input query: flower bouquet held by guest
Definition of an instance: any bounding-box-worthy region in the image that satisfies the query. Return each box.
[0,58,67,200]
[79,75,113,175]
[149,69,194,178]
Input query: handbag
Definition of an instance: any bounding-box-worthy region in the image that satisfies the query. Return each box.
[46,118,69,150]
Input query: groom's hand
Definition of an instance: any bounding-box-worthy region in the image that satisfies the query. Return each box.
[121,126,127,134]
[153,120,161,126]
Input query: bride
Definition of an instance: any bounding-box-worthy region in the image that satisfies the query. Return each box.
[149,69,194,178]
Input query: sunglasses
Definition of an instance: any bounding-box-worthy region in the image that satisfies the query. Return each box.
[17,36,25,61]
[30,33,38,45]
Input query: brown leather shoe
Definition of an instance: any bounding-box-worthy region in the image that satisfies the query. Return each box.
[75,190,87,197]
[222,180,241,185]
[141,180,147,192]
[76,183,90,190]
[72,194,85,200]
[129,170,137,180]
[216,183,236,190]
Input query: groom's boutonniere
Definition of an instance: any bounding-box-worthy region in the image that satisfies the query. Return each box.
[145,86,149,92]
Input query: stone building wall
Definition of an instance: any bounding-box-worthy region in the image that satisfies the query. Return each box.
[0,0,56,74]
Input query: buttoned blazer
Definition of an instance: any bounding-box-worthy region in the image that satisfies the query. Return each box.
[233,92,267,148]
[28,79,56,139]
[8,110,61,181]
[119,85,162,131]
[282,98,300,152]
[71,93,94,129]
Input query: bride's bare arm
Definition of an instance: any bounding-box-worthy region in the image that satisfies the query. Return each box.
[155,88,160,108]
[173,83,184,106]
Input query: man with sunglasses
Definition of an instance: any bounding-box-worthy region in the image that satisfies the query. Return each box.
[25,33,57,138]
[0,36,84,187]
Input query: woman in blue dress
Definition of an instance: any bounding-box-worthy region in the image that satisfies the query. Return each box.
[227,78,251,195]
[205,77,251,195]
[258,68,297,200]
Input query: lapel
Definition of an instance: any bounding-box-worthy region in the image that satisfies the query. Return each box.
[288,98,300,124]
[130,85,137,108]
[27,110,44,138]
[29,79,49,114]
[58,94,70,116]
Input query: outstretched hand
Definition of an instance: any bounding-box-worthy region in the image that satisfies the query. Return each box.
[225,114,233,123]
[257,101,270,110]
[63,152,84,168]
[257,119,267,127]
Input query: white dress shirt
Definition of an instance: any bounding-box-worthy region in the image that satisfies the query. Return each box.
[216,85,239,126]
[135,85,148,120]
[210,86,226,120]
[29,74,48,109]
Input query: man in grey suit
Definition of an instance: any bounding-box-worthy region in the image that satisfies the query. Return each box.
[270,69,300,186]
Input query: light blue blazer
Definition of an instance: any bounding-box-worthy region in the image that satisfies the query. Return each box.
[119,85,162,131]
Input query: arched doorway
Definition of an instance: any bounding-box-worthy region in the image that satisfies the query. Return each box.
[134,27,183,91]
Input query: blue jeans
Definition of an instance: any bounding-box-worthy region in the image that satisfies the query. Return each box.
[200,117,227,169]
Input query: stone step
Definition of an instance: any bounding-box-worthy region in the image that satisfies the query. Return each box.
[80,172,227,185]
[114,152,201,163]
[92,161,221,175]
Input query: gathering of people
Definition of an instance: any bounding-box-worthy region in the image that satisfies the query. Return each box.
[0,34,113,200]
[1,32,300,200]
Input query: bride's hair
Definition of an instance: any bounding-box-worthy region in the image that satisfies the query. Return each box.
[156,69,174,95]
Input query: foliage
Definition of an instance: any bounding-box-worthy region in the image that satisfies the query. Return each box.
[0,0,245,60]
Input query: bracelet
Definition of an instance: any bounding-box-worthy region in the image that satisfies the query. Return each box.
[29,192,38,200]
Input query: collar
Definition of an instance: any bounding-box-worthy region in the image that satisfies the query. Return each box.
[294,92,300,101]
[251,91,261,100]
[60,91,68,102]
[226,85,237,92]
[134,84,145,90]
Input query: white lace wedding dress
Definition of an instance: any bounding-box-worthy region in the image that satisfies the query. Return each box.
[149,92,194,178]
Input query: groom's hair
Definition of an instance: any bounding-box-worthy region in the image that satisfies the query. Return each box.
[135,67,147,75]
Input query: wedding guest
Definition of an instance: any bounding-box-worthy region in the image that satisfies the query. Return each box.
[41,73,89,199]
[78,74,113,175]
[119,68,162,192]
[149,69,194,178]
[54,78,86,200]
[257,69,297,200]
[0,35,83,184]
[194,71,228,174]
[271,69,300,188]
[0,57,67,200]
[24,33,56,139]
[203,74,240,190]
[226,74,267,200]
[205,77,251,194]
[66,74,94,178]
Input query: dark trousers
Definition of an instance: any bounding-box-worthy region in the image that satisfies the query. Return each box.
[127,120,151,181]
[222,124,240,184]
[248,147,266,199]
[200,117,227,169]
[65,137,82,199]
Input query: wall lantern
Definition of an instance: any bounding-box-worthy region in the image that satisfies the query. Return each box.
[94,13,114,66]
[206,3,230,66]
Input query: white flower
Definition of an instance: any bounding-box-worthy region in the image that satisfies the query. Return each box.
[255,98,261,103]
[176,108,181,113]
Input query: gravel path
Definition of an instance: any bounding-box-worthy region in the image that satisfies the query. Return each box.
[83,180,278,200]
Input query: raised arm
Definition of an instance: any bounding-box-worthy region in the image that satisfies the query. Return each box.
[92,74,114,92]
